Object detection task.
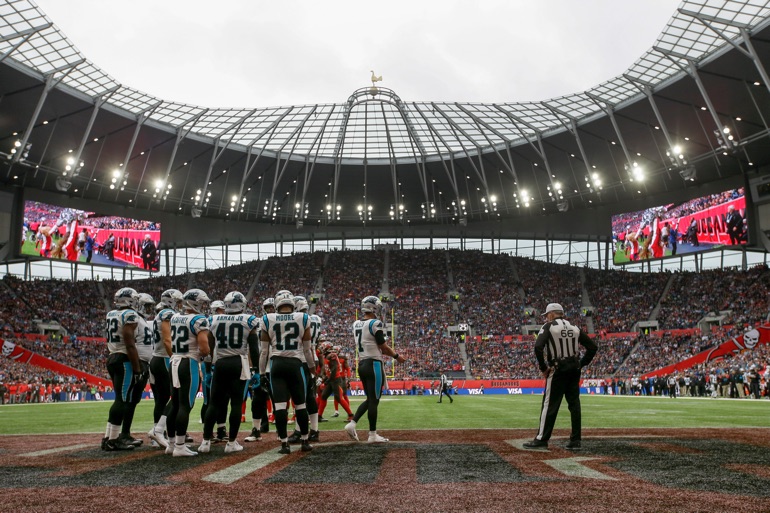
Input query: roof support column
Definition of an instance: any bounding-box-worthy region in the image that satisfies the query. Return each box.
[70,86,120,178]
[11,58,85,164]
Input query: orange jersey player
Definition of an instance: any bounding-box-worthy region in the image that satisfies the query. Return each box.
[317,345,353,421]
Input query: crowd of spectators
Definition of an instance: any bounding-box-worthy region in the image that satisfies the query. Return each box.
[0,249,768,385]
[451,250,522,336]
[514,257,583,326]
[657,264,769,330]
[584,268,669,332]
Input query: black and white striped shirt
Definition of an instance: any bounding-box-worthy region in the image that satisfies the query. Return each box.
[534,317,597,372]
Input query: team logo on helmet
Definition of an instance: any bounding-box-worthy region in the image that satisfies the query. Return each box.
[360,295,383,316]
[224,291,246,314]
[160,289,183,310]
[182,289,210,314]
[114,287,138,308]
[136,293,156,318]
[294,295,309,312]
[210,300,226,313]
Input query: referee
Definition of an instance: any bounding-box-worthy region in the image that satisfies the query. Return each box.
[523,303,597,450]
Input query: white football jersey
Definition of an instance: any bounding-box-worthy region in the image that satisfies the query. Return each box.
[210,313,259,364]
[353,318,385,362]
[135,316,153,363]
[152,308,175,358]
[169,313,210,360]
[262,312,309,360]
[106,308,139,355]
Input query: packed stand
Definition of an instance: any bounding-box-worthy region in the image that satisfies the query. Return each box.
[388,250,460,379]
[251,252,325,310]
[316,249,383,349]
[514,257,583,326]
[580,336,637,379]
[657,265,770,329]
[450,250,522,336]
[584,268,670,332]
[0,357,107,404]
[11,336,109,380]
[4,276,105,337]
[465,337,539,379]
[1,278,38,336]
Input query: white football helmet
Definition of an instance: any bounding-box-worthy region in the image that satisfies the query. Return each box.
[182,289,210,314]
[223,291,247,314]
[262,297,275,313]
[160,289,183,310]
[274,290,295,311]
[360,295,383,316]
[136,293,156,318]
[332,345,342,354]
[210,300,226,313]
[114,287,138,309]
[294,295,309,312]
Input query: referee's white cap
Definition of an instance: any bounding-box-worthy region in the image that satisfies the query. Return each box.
[544,303,564,315]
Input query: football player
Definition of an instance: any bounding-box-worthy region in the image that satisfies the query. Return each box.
[199,291,260,454]
[167,289,211,457]
[101,288,142,451]
[317,344,354,422]
[259,290,315,454]
[200,300,224,439]
[119,292,156,446]
[147,288,182,449]
[287,296,321,444]
[244,297,274,442]
[344,296,405,443]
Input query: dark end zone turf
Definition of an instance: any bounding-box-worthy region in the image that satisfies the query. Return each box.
[1,428,769,513]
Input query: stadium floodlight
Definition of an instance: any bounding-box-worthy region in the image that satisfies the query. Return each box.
[191,207,202,218]
[679,166,697,182]
[55,176,72,192]
[557,201,569,212]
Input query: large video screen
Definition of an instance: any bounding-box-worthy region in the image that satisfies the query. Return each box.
[612,187,747,265]
[21,201,161,271]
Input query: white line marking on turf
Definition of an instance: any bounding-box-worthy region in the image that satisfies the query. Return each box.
[543,456,617,480]
[202,452,287,484]
[20,443,92,457]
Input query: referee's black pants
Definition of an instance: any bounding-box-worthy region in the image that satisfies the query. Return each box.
[535,367,581,443]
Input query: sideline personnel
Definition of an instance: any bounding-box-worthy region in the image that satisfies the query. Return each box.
[523,303,597,450]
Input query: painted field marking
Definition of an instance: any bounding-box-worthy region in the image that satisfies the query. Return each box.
[542,456,617,481]
[202,452,288,484]
[20,443,92,457]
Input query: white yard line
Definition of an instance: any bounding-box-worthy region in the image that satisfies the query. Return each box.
[19,443,92,457]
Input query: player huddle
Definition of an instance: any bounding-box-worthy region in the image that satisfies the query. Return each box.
[100,286,399,457]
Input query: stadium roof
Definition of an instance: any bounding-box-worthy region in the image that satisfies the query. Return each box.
[1,0,770,227]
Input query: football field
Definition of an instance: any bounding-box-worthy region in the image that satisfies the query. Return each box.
[0,394,768,435]
[1,395,769,513]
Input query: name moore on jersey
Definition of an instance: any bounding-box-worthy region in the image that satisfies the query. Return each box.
[262,312,310,359]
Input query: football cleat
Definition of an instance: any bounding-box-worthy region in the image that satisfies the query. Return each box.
[164,444,174,455]
[367,433,389,443]
[301,440,313,452]
[119,434,143,447]
[147,428,169,449]
[244,428,262,442]
[149,440,159,448]
[344,421,359,442]
[213,427,227,443]
[185,433,194,444]
[198,440,211,453]
[308,429,320,443]
[104,438,135,451]
[318,416,328,423]
[287,431,302,444]
[565,440,581,450]
[173,444,198,457]
[100,437,109,451]
[278,442,291,455]
[225,440,244,453]
[332,411,340,418]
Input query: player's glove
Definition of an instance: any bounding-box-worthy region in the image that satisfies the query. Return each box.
[315,377,323,388]
[259,374,271,393]
[133,369,149,386]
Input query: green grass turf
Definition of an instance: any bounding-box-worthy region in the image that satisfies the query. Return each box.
[1,395,767,435]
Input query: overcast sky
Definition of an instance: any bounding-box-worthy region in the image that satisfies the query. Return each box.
[35,0,679,108]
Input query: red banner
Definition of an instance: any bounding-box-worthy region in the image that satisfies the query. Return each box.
[1,338,108,386]
[92,228,160,267]
[641,324,770,378]
[669,196,746,245]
